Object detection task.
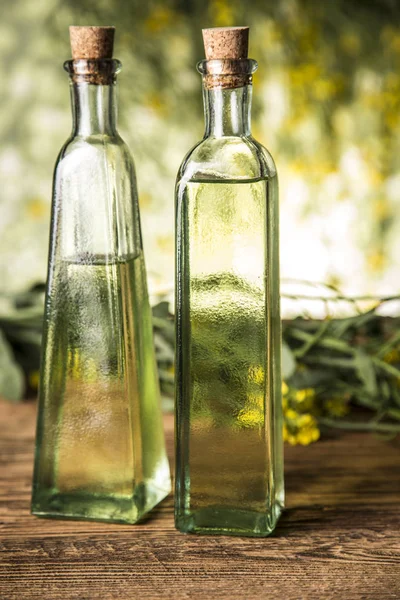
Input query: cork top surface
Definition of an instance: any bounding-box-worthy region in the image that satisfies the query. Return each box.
[202,27,249,60]
[69,26,115,60]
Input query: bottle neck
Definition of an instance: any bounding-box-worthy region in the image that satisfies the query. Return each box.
[203,84,252,138]
[71,83,118,136]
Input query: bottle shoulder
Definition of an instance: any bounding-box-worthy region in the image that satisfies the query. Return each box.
[56,134,135,171]
[177,135,277,184]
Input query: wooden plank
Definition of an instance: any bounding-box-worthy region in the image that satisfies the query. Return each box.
[0,400,399,599]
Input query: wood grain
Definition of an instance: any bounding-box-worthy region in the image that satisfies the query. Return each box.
[0,400,399,599]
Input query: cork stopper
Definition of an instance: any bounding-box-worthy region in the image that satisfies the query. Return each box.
[68,26,117,85]
[201,27,252,89]
[202,27,249,60]
[69,26,115,60]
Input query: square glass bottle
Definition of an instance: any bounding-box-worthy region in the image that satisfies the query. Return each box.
[175,27,284,536]
[31,27,171,524]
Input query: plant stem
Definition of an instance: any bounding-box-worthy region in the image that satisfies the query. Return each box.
[373,357,400,379]
[318,417,400,433]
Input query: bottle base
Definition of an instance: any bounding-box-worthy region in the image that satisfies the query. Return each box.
[175,502,283,537]
[31,480,171,524]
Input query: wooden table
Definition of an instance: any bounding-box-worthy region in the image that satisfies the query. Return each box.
[0,400,399,599]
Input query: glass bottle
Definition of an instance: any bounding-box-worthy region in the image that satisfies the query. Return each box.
[31,26,171,523]
[175,27,284,536]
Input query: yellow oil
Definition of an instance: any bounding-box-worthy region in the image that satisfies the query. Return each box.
[175,177,283,536]
[32,253,171,523]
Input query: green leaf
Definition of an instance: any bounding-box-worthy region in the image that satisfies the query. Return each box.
[290,368,338,389]
[293,319,330,358]
[282,341,296,379]
[354,349,378,397]
[0,330,24,402]
[391,385,400,409]
[154,332,174,361]
[388,407,400,421]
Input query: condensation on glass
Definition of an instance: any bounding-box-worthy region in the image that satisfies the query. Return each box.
[31,50,171,523]
[175,52,284,536]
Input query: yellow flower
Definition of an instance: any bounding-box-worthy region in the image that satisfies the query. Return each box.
[293,388,316,411]
[296,415,320,444]
[281,381,289,397]
[285,408,299,421]
[283,424,297,446]
[295,388,315,402]
[283,409,320,445]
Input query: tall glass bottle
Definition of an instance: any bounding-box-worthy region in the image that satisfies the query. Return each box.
[31,26,171,523]
[175,27,283,536]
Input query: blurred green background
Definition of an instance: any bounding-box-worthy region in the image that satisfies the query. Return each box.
[2,0,400,438]
[1,0,400,302]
